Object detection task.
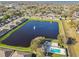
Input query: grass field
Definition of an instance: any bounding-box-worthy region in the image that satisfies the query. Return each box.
[0,17,63,52]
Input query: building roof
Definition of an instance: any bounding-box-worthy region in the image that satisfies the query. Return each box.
[51,42,59,47]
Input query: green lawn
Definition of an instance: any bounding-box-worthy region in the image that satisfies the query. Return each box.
[0,17,63,52]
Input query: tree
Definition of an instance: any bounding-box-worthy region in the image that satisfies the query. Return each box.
[35,48,45,57]
[14,11,22,16]
[3,14,10,20]
[67,37,76,45]
[57,34,64,47]
[31,37,46,57]
[31,37,45,48]
[30,37,45,52]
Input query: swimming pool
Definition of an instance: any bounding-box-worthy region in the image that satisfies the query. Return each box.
[1,20,59,47]
[50,49,61,53]
[48,46,66,55]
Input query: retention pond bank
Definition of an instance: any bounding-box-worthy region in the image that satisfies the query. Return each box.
[1,20,59,47]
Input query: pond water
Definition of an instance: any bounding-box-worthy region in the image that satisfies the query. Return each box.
[2,20,59,47]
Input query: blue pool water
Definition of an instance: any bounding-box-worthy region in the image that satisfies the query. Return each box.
[50,49,61,53]
[2,20,59,47]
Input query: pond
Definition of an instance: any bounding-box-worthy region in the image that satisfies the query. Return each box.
[1,20,59,47]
